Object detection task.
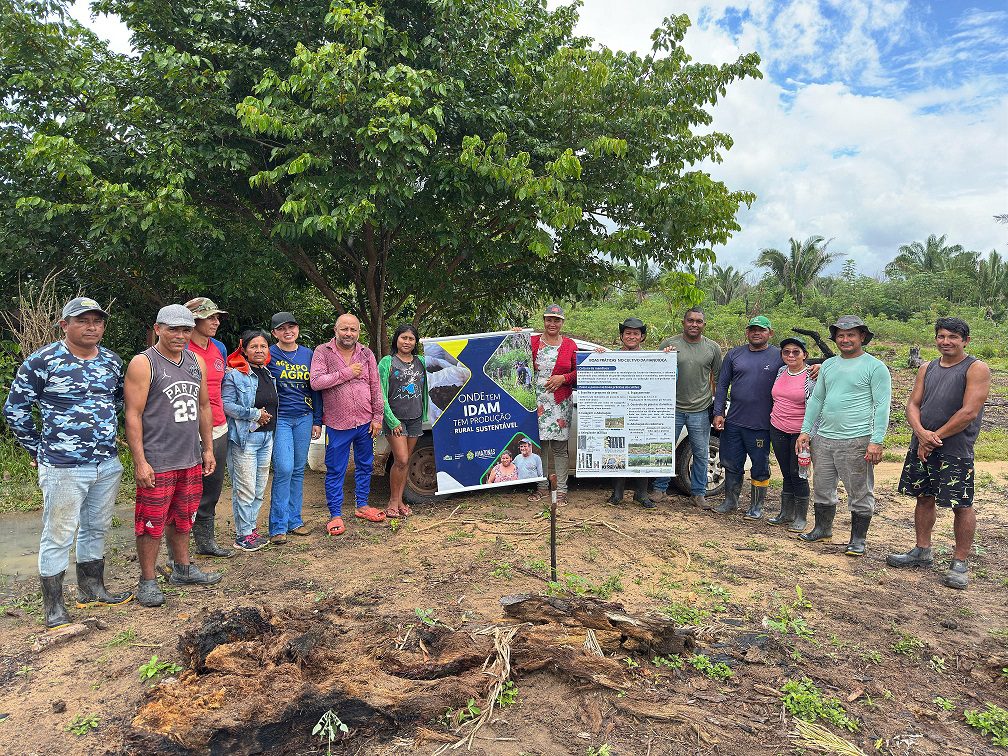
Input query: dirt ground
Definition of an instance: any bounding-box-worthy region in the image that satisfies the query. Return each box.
[1,459,1007,756]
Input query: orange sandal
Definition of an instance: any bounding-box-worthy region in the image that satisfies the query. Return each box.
[354,506,387,523]
[327,517,346,536]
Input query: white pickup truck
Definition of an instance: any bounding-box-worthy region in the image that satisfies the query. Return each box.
[309,337,725,505]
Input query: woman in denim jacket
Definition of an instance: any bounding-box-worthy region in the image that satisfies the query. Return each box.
[222,330,278,552]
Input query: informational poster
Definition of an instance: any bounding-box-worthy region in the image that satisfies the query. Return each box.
[575,351,677,477]
[423,330,545,494]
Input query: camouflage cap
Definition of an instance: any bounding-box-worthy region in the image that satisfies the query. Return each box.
[185,297,227,319]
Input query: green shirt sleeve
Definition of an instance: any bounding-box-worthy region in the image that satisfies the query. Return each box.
[870,361,892,445]
[377,356,400,430]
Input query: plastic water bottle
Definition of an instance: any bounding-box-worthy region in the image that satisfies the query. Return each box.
[797,447,811,479]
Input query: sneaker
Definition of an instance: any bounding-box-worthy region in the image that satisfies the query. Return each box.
[288,525,312,536]
[234,534,268,552]
[136,578,164,607]
[885,545,933,568]
[943,559,969,590]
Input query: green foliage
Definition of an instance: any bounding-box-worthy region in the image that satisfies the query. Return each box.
[313,709,349,755]
[687,653,733,681]
[892,633,924,656]
[660,602,708,625]
[652,654,685,669]
[964,703,1008,747]
[66,713,99,736]
[545,571,623,599]
[137,655,183,681]
[933,696,956,711]
[442,698,481,730]
[766,586,815,640]
[781,677,859,732]
[587,746,613,756]
[496,680,519,708]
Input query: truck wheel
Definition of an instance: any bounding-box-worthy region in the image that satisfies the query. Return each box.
[673,435,725,497]
[403,435,437,506]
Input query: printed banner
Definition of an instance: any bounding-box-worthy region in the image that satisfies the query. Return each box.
[575,351,677,477]
[423,330,545,494]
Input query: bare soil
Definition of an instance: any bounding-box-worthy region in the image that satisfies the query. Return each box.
[1,465,1007,756]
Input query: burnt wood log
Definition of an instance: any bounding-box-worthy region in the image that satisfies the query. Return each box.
[791,327,835,358]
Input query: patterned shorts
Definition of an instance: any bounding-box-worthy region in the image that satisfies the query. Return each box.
[135,464,203,537]
[897,449,974,509]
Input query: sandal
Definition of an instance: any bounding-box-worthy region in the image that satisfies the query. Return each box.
[557,492,568,507]
[528,492,546,503]
[399,503,412,517]
[355,506,387,523]
[386,505,403,518]
[326,517,346,536]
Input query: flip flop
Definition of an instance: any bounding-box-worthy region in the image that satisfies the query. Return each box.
[386,506,403,518]
[355,506,387,523]
[327,517,346,536]
[528,492,546,503]
[399,503,412,517]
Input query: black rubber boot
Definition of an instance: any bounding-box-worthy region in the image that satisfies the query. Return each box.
[633,478,655,509]
[193,519,234,558]
[788,496,809,533]
[743,483,767,520]
[169,562,223,586]
[714,472,743,514]
[799,504,835,543]
[607,479,625,505]
[75,559,134,608]
[769,493,795,526]
[886,545,933,568]
[136,578,164,607]
[40,572,72,629]
[845,513,871,556]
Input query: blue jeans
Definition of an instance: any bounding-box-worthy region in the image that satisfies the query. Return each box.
[655,410,711,496]
[269,414,312,536]
[324,423,374,517]
[720,422,771,481]
[228,431,273,538]
[37,456,123,577]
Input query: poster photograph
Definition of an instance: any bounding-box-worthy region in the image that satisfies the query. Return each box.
[575,350,677,477]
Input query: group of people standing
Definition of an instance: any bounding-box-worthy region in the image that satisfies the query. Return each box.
[2,293,991,630]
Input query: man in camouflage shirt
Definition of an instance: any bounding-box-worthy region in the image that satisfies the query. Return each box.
[4,297,134,628]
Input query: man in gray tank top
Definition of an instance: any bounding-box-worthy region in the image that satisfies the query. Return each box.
[888,317,991,589]
[124,305,223,608]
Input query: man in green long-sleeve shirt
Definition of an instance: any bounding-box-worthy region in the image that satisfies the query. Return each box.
[796,316,892,556]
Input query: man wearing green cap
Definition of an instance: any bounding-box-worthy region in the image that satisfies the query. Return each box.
[712,315,782,519]
[796,315,891,556]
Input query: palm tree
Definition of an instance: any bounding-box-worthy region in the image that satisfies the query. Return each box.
[884,234,977,279]
[755,236,842,306]
[708,264,749,305]
[977,250,1008,314]
[624,259,663,303]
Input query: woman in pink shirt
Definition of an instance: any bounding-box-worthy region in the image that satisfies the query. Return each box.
[769,337,816,531]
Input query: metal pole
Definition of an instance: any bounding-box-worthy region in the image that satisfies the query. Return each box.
[549,473,558,583]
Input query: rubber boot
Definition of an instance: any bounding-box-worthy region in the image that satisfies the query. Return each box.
[633,478,655,509]
[156,538,177,581]
[788,496,809,533]
[607,479,625,506]
[193,519,234,558]
[886,545,933,568]
[769,492,795,526]
[845,513,871,556]
[136,578,164,607]
[799,504,835,543]
[75,559,134,607]
[743,483,767,520]
[40,572,72,629]
[714,472,743,514]
[169,561,223,586]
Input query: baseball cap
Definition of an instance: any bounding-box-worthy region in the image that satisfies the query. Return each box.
[271,312,298,329]
[543,303,566,320]
[156,304,197,328]
[185,297,227,319]
[59,296,109,322]
[747,315,772,330]
[829,315,874,345]
[779,336,808,354]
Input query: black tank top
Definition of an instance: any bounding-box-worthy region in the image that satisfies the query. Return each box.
[142,347,203,472]
[916,356,983,459]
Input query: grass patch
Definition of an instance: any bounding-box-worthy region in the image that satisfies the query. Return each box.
[781,677,859,732]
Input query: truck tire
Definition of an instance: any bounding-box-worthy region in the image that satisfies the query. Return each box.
[672,434,725,497]
[403,435,438,506]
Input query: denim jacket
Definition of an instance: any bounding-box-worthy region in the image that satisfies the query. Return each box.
[221,368,277,450]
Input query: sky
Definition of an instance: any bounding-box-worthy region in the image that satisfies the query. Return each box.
[70,0,1008,277]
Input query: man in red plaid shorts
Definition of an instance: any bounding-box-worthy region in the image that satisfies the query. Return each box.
[125,305,223,607]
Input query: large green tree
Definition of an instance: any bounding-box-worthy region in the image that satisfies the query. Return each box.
[755,235,841,307]
[5,0,761,352]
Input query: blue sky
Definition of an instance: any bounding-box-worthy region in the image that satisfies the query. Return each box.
[73,0,1008,276]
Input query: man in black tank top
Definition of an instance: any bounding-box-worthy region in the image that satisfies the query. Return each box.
[889,317,991,589]
[124,305,224,608]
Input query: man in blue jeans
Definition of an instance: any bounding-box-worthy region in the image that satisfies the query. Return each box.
[654,307,723,507]
[4,297,133,628]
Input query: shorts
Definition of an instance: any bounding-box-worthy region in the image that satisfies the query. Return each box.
[135,464,203,537]
[382,417,423,438]
[897,449,974,509]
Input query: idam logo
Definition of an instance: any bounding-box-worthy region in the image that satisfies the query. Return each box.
[466,451,475,460]
[442,454,453,461]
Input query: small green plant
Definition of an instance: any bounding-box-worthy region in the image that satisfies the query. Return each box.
[388,517,401,533]
[861,648,883,665]
[415,608,441,627]
[105,629,137,648]
[933,696,956,711]
[652,654,684,669]
[442,698,481,729]
[660,602,707,625]
[496,680,519,707]
[15,665,31,680]
[892,633,924,656]
[525,558,547,575]
[623,656,640,671]
[587,746,613,756]
[964,703,1008,747]
[700,540,719,548]
[312,709,349,755]
[138,655,183,681]
[929,655,946,673]
[687,654,732,681]
[490,561,513,580]
[596,574,624,599]
[67,714,99,736]
[781,677,858,732]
